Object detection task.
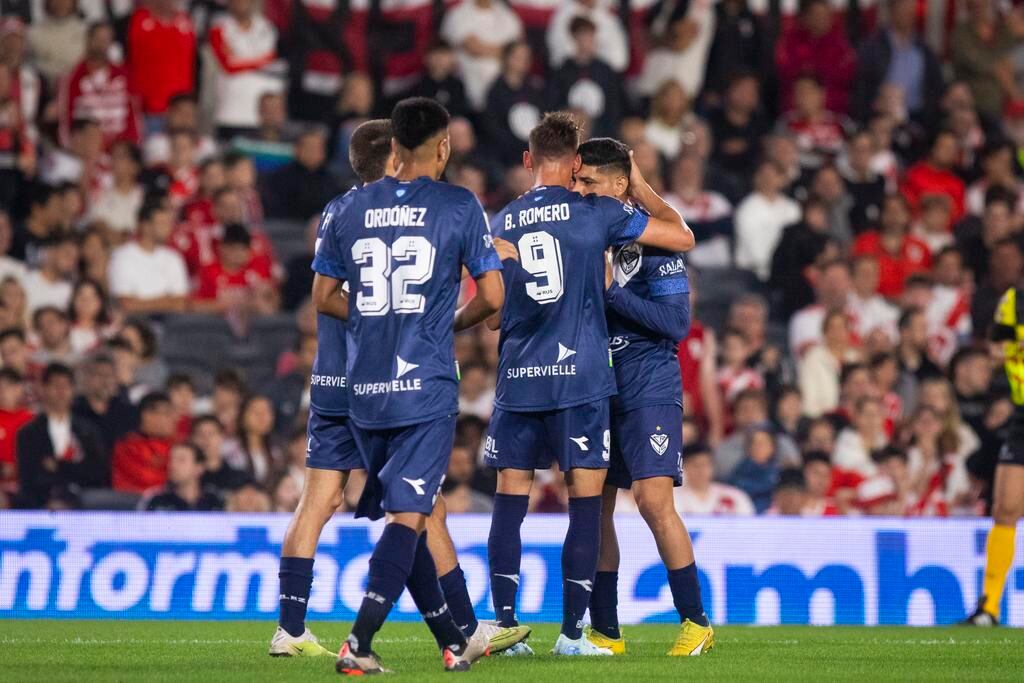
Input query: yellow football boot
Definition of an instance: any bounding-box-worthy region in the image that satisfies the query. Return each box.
[667,620,714,656]
[585,627,626,655]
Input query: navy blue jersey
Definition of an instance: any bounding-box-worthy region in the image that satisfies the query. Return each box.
[490,185,649,411]
[309,188,357,417]
[607,242,690,413]
[312,176,501,429]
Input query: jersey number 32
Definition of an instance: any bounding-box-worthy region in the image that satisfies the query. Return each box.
[351,236,436,316]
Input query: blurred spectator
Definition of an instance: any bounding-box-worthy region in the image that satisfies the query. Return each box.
[192,414,249,492]
[965,141,1022,218]
[728,427,781,513]
[636,0,716,101]
[266,332,316,432]
[12,184,61,264]
[108,200,188,313]
[208,0,282,139]
[769,197,831,316]
[68,278,117,355]
[896,306,942,387]
[549,16,624,139]
[127,0,196,123]
[0,368,31,494]
[0,328,34,380]
[1,16,42,144]
[78,226,110,284]
[403,41,469,120]
[774,0,856,115]
[230,92,299,172]
[166,373,194,439]
[778,76,849,171]
[224,151,264,227]
[120,319,167,390]
[229,394,281,484]
[440,0,522,111]
[851,0,945,126]
[88,141,144,238]
[801,450,838,515]
[735,160,802,281]
[703,1,764,100]
[483,41,545,168]
[142,94,217,166]
[262,127,340,220]
[766,468,807,515]
[111,390,176,493]
[798,309,860,418]
[708,71,769,185]
[901,130,966,223]
[950,0,1014,118]
[26,0,86,84]
[457,362,494,420]
[714,388,799,479]
[643,80,693,159]
[912,195,954,255]
[674,444,754,515]
[193,223,279,316]
[547,0,628,73]
[664,152,733,269]
[59,22,141,149]
[72,351,137,455]
[225,481,271,511]
[833,396,889,476]
[31,306,76,366]
[443,444,493,513]
[24,233,77,314]
[717,329,764,412]
[852,193,931,298]
[677,277,725,446]
[142,442,224,511]
[848,255,899,345]
[40,117,106,191]
[16,363,106,508]
[971,237,1021,339]
[838,129,886,234]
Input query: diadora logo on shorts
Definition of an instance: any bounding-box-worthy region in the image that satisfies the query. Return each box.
[570,436,589,451]
[650,426,669,456]
[402,478,427,495]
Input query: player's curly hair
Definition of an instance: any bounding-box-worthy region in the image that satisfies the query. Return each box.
[529,111,581,162]
[391,97,450,151]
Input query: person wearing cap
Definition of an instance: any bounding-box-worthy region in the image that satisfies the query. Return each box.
[192,222,278,315]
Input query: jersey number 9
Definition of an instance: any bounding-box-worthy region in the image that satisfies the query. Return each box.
[519,231,564,305]
[351,236,436,316]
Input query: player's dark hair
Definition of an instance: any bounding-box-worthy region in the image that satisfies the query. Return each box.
[42,362,74,384]
[139,391,171,415]
[578,137,631,178]
[391,97,450,151]
[529,111,580,162]
[349,119,393,183]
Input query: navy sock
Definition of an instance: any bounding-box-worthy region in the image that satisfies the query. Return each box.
[278,556,314,637]
[350,523,418,653]
[589,571,620,639]
[488,493,529,627]
[562,495,602,639]
[668,563,709,627]
[406,532,467,654]
[438,564,479,637]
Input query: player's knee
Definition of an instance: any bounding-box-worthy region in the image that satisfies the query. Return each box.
[992,498,1024,526]
[634,487,675,525]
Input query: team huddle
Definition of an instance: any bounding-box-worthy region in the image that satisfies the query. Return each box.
[268,97,711,675]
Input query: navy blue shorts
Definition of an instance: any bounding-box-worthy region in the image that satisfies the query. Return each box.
[606,405,683,489]
[351,415,456,520]
[484,401,610,471]
[306,409,364,472]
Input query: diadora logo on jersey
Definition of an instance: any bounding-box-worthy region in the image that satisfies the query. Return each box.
[609,336,630,354]
[614,243,642,286]
[570,436,589,451]
[351,355,422,396]
[649,427,669,456]
[556,343,576,363]
[396,355,419,379]
[402,477,426,495]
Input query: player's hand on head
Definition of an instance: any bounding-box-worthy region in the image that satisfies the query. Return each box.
[627,150,646,199]
[493,237,519,262]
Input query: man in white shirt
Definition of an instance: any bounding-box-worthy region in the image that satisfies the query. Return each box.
[546,0,628,72]
[636,0,716,99]
[788,259,854,358]
[24,233,77,314]
[675,446,755,515]
[441,0,523,111]
[847,254,898,345]
[108,200,189,314]
[734,159,801,281]
[664,152,733,268]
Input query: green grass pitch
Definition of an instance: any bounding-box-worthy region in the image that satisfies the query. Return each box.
[2,621,1022,681]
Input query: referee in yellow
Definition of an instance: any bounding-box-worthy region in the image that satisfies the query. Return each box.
[965,285,1024,625]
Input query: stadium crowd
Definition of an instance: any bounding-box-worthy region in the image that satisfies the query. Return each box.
[0,0,1021,518]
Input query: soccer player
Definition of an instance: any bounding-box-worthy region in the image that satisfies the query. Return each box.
[485,113,695,656]
[964,284,1024,626]
[272,118,528,660]
[289,100,510,675]
[573,138,713,655]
